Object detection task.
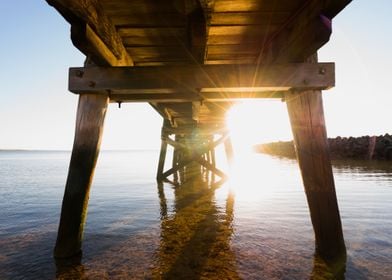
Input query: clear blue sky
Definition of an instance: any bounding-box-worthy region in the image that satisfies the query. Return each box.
[0,0,391,150]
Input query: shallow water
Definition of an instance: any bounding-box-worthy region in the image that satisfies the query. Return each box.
[0,150,391,279]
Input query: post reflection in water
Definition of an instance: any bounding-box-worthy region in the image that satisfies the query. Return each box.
[311,254,347,280]
[155,171,239,279]
[55,255,85,279]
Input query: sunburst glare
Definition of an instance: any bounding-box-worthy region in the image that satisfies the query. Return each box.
[224,100,294,199]
[226,100,292,155]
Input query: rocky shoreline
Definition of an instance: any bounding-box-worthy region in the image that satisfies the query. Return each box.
[255,134,392,160]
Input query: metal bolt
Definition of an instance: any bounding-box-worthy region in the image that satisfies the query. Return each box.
[75,70,84,77]
[319,67,326,75]
[88,81,95,88]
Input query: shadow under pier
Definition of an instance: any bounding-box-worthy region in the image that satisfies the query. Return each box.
[156,174,239,279]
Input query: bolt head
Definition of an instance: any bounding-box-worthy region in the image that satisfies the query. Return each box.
[75,70,84,77]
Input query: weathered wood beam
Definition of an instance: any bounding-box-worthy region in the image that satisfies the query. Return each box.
[272,15,332,63]
[157,126,169,181]
[72,24,132,66]
[187,1,208,63]
[161,159,192,179]
[286,88,346,259]
[162,125,227,136]
[109,91,284,102]
[54,94,109,258]
[69,63,335,93]
[166,136,188,150]
[196,158,227,179]
[224,137,234,163]
[285,55,345,260]
[192,101,201,121]
[46,0,132,66]
[259,0,351,63]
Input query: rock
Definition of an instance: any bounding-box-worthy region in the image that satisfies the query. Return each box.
[255,134,392,160]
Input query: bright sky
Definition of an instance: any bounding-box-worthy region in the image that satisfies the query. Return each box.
[0,0,391,150]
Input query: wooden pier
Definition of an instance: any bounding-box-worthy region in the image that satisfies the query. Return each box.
[47,0,351,262]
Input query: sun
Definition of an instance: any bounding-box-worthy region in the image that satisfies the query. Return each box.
[225,100,292,154]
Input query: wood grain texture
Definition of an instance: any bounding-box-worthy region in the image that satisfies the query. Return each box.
[69,63,334,93]
[47,0,132,65]
[157,135,168,180]
[285,55,345,259]
[54,94,109,258]
[258,0,352,63]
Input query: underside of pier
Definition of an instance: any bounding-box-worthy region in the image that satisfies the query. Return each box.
[46,0,351,264]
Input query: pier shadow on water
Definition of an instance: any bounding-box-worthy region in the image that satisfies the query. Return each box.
[153,176,239,279]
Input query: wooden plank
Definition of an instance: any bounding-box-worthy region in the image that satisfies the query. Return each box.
[102,0,181,14]
[213,0,304,12]
[206,53,257,61]
[54,94,109,258]
[72,24,132,66]
[210,12,290,25]
[122,36,186,47]
[207,34,262,45]
[187,3,207,63]
[205,58,256,64]
[209,25,278,36]
[118,27,186,38]
[46,0,132,66]
[69,63,335,93]
[109,93,198,103]
[207,44,259,55]
[110,13,186,27]
[162,125,228,136]
[126,46,191,61]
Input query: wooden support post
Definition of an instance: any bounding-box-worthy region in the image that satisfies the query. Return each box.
[157,133,168,181]
[54,94,108,258]
[204,150,212,171]
[285,89,345,260]
[224,137,234,164]
[172,139,179,183]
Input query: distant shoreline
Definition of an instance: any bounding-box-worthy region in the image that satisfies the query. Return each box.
[0,149,159,152]
[255,134,392,160]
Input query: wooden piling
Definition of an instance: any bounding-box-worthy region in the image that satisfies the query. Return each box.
[156,133,168,181]
[285,88,345,260]
[172,139,179,182]
[224,137,234,164]
[54,94,108,258]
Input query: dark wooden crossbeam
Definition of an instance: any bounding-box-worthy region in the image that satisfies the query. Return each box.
[157,128,230,182]
[162,125,228,136]
[108,91,283,102]
[69,63,334,101]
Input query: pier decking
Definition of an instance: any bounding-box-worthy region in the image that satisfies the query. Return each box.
[46,0,351,263]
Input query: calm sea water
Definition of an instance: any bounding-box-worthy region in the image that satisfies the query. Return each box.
[0,150,391,279]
